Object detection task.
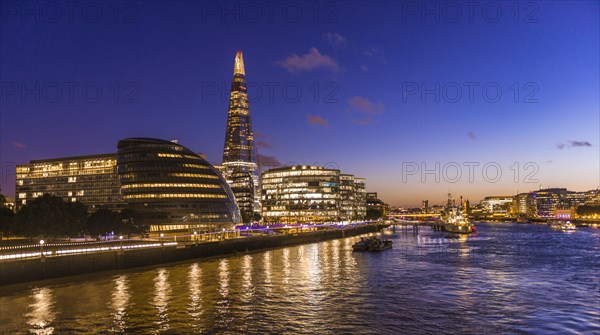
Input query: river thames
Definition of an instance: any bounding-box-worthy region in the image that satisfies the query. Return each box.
[1,222,599,334]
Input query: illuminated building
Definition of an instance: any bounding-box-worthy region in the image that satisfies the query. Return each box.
[221,51,259,222]
[117,138,240,234]
[480,196,514,217]
[584,189,600,206]
[340,174,356,220]
[354,177,367,218]
[532,188,568,218]
[513,192,536,217]
[15,154,123,211]
[261,165,345,223]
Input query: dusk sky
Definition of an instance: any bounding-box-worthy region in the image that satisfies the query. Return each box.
[1,0,598,207]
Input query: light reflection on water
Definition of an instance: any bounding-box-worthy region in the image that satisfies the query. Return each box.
[187,263,202,333]
[26,287,55,335]
[109,275,130,333]
[0,223,599,334]
[152,268,171,334]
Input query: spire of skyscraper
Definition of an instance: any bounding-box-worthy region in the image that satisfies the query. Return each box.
[221,51,259,222]
[222,51,255,165]
[234,50,245,76]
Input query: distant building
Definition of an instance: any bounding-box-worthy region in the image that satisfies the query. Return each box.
[354,177,367,219]
[480,196,513,216]
[554,208,574,220]
[117,138,240,234]
[533,188,568,218]
[16,153,123,211]
[339,174,356,220]
[513,192,536,217]
[585,189,600,206]
[366,192,389,218]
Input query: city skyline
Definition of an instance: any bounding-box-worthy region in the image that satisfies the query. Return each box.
[1,1,598,207]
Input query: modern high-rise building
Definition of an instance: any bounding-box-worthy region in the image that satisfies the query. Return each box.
[15,154,124,211]
[221,51,259,222]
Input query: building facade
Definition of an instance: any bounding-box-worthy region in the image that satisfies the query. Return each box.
[221,51,260,222]
[339,174,356,220]
[117,138,241,234]
[16,154,123,211]
[261,165,342,223]
[480,196,514,217]
[354,177,367,219]
[532,188,568,218]
[513,192,536,217]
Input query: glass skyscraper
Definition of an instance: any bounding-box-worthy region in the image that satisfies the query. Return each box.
[221,51,259,222]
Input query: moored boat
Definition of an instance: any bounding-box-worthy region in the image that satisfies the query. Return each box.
[352,236,393,251]
[442,194,475,234]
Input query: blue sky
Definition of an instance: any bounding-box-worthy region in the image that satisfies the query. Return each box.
[1,0,598,206]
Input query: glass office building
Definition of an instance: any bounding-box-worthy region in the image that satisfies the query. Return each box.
[261,165,367,223]
[117,138,241,234]
[15,154,123,211]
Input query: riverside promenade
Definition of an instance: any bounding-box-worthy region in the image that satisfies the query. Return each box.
[0,222,387,286]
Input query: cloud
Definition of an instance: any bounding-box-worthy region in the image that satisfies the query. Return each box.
[323,32,346,48]
[307,114,329,126]
[345,96,384,126]
[256,141,272,149]
[467,132,476,140]
[360,64,369,72]
[557,140,593,149]
[254,130,269,139]
[351,117,373,126]
[364,47,386,63]
[570,140,592,147]
[12,142,26,149]
[276,47,340,73]
[347,96,384,115]
[257,154,281,169]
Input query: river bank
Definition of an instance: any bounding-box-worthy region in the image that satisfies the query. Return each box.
[0,223,386,286]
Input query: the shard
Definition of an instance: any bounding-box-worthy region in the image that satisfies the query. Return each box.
[221,51,259,222]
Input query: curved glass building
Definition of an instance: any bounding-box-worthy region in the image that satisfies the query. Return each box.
[117,138,240,234]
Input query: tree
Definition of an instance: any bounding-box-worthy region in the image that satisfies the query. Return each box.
[13,194,86,239]
[120,208,141,236]
[86,209,121,237]
[0,205,14,239]
[366,208,383,220]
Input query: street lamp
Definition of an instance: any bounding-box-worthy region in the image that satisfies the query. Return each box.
[119,235,123,250]
[193,231,197,244]
[160,233,164,246]
[39,239,44,257]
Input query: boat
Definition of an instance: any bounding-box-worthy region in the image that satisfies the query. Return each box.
[352,236,393,251]
[549,220,577,232]
[442,194,475,234]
